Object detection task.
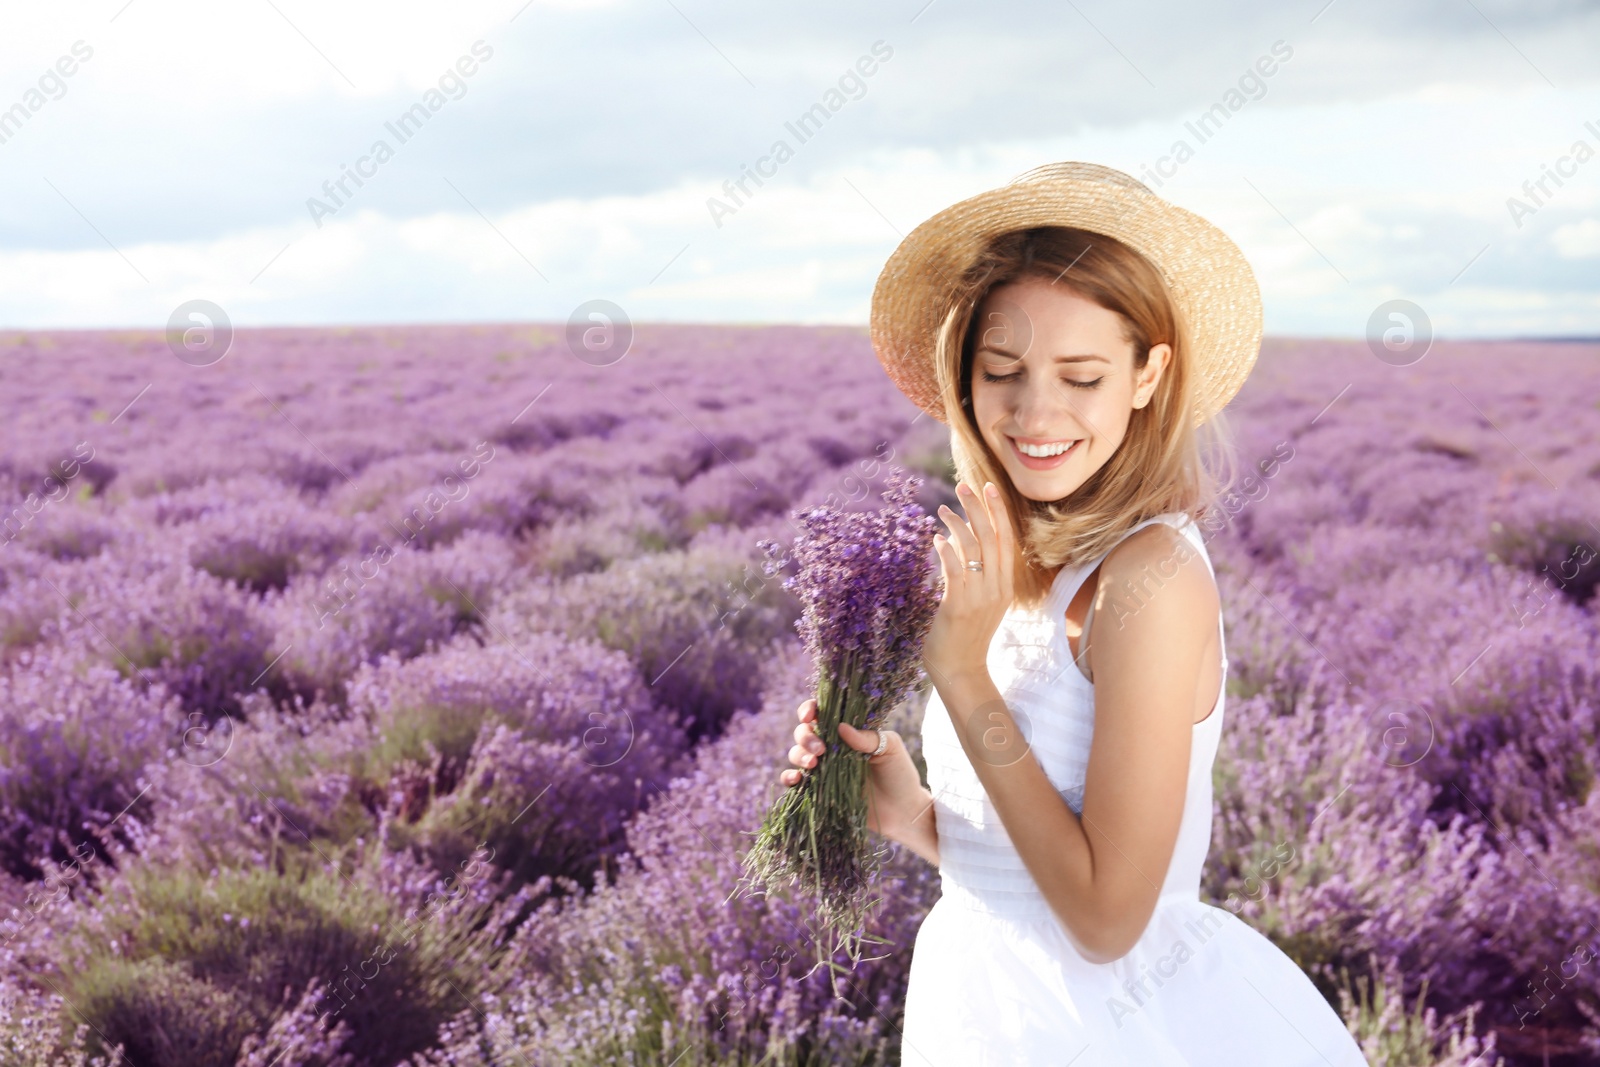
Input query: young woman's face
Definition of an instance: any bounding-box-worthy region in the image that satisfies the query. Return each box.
[969,275,1171,503]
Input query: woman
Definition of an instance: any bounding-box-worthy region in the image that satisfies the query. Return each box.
[779,163,1368,1065]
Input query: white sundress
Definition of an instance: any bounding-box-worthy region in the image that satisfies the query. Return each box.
[900,511,1368,1066]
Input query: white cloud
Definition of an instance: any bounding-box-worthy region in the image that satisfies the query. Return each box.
[2,0,1600,333]
[1552,218,1600,259]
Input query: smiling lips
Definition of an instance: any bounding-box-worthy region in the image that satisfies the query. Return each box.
[1007,435,1081,470]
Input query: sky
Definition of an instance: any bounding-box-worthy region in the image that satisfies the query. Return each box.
[1,0,1597,336]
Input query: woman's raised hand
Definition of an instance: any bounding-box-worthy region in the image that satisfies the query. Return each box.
[922,481,1016,683]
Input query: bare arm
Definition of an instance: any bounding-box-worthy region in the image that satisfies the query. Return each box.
[929,524,1214,962]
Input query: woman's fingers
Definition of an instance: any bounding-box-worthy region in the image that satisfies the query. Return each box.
[937,493,982,571]
[786,721,885,762]
[790,717,825,766]
[784,722,895,787]
[956,482,995,562]
[839,721,888,754]
[986,482,1014,590]
[931,532,962,595]
[837,721,863,750]
[783,729,823,787]
[966,482,998,565]
[784,701,891,774]
[785,701,822,787]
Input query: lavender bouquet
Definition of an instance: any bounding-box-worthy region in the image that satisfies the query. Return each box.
[740,467,942,969]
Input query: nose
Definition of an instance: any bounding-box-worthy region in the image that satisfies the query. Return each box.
[1010,378,1086,437]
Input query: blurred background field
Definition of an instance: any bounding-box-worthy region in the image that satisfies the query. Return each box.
[0,324,1597,1066]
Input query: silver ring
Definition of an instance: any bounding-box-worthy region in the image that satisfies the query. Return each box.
[966,560,984,572]
[870,729,889,758]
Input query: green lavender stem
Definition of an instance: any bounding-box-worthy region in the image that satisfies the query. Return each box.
[742,648,893,974]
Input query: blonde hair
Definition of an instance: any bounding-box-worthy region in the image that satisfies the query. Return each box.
[932,225,1241,609]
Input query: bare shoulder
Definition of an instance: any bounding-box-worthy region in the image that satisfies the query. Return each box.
[1092,520,1218,637]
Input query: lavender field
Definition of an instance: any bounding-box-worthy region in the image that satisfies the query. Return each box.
[0,323,1596,1066]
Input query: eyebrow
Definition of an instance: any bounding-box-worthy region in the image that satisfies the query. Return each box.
[977,346,1110,364]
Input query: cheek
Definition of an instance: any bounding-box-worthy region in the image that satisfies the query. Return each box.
[969,384,1000,426]
[1091,386,1138,439]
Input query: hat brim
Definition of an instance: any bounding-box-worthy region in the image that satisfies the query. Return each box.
[869,162,1262,426]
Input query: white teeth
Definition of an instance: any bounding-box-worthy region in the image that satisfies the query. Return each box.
[1015,439,1075,458]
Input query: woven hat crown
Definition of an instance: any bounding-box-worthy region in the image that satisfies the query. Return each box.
[1009,161,1155,194]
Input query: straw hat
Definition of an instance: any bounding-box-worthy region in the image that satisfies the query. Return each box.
[868,161,1261,426]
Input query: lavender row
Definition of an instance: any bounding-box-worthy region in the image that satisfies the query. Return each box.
[0,326,1594,1065]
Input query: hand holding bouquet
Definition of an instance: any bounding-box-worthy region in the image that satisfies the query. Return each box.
[739,467,941,969]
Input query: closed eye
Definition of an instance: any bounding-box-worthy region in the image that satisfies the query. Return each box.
[981,370,1104,390]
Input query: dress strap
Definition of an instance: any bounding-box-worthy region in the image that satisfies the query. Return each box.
[1055,514,1171,613]
[1074,591,1098,680]
[1068,512,1200,684]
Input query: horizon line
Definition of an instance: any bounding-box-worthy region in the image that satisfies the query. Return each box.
[1,321,1598,346]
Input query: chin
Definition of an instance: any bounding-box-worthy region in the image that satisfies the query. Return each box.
[1008,469,1084,502]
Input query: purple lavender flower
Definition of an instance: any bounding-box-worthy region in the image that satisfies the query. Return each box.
[741,466,940,963]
